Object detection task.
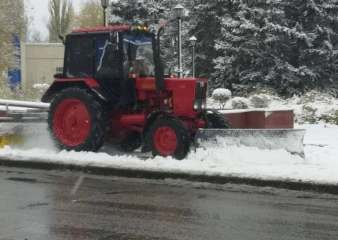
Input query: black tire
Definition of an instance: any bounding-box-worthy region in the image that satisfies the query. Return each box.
[207,113,232,129]
[108,131,142,152]
[48,87,109,152]
[148,117,190,160]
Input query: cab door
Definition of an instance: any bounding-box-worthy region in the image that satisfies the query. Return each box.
[94,32,122,103]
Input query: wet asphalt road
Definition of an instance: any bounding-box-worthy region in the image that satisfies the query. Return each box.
[0,167,338,240]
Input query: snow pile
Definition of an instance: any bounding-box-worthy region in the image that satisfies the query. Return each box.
[212,88,231,98]
[0,125,337,184]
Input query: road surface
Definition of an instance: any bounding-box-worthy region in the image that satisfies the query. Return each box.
[0,167,338,240]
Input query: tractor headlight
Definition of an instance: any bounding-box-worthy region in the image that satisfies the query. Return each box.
[201,102,206,109]
[194,102,200,109]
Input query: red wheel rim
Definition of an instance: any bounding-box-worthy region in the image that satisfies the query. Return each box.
[154,127,177,155]
[53,98,91,147]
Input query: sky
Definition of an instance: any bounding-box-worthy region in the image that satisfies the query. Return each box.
[25,0,83,39]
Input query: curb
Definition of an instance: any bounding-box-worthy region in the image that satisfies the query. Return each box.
[1,158,338,195]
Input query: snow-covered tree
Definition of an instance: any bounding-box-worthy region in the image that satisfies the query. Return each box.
[212,88,231,108]
[213,0,338,97]
[189,0,230,80]
[212,0,286,95]
[47,0,75,43]
[281,0,338,96]
[0,0,25,93]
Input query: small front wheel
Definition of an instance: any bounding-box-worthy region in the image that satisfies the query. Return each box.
[148,118,190,160]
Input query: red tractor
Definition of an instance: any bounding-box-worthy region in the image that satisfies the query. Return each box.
[41,25,231,159]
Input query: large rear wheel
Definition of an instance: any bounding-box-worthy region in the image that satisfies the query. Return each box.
[148,118,190,160]
[48,87,109,152]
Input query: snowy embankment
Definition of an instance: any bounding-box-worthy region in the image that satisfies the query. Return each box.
[0,124,337,185]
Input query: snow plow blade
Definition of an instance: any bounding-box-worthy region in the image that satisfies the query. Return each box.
[194,129,306,157]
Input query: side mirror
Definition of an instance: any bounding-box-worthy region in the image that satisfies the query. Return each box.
[58,35,65,45]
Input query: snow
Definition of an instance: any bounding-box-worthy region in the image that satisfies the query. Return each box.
[230,97,250,110]
[32,83,50,89]
[218,108,292,114]
[0,124,337,185]
[212,88,231,98]
[268,94,338,122]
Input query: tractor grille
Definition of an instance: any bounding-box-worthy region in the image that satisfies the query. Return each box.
[195,81,207,101]
[194,81,207,110]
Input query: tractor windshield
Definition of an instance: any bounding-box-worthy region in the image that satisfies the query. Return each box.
[123,34,155,77]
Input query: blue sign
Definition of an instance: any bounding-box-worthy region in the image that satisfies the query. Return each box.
[8,34,21,91]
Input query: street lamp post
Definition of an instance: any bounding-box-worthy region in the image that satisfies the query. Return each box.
[101,0,110,27]
[174,4,184,78]
[189,36,197,78]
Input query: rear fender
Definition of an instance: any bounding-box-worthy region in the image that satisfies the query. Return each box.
[41,78,113,103]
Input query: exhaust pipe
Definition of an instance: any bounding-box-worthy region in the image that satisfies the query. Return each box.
[120,114,147,125]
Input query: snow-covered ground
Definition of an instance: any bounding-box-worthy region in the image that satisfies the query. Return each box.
[0,124,337,185]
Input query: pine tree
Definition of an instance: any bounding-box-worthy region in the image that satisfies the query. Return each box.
[282,0,338,96]
[213,0,338,96]
[189,0,230,81]
[212,0,287,95]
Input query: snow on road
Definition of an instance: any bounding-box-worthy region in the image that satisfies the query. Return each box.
[0,124,337,185]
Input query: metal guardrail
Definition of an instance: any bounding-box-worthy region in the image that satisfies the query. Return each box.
[0,99,48,123]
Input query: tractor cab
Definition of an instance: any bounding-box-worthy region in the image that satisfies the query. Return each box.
[49,25,160,105]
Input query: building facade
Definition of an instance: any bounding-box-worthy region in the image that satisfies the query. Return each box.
[21,43,64,86]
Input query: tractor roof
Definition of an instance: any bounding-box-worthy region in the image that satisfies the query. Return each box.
[72,25,131,33]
